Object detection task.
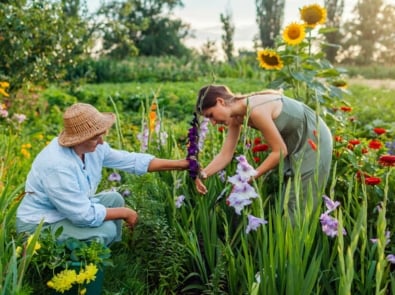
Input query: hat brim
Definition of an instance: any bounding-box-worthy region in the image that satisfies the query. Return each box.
[58,112,116,147]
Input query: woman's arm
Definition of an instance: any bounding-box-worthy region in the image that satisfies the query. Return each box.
[147,158,189,172]
[250,108,288,178]
[201,123,242,177]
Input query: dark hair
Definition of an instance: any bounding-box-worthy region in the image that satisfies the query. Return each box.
[195,85,282,114]
[196,85,235,114]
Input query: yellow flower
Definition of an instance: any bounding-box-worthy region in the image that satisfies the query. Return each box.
[82,263,98,284]
[0,81,9,97]
[16,246,23,258]
[21,148,31,159]
[257,49,284,70]
[47,269,78,293]
[27,235,41,254]
[332,79,348,89]
[0,88,9,97]
[282,22,306,46]
[300,4,327,28]
[0,81,9,89]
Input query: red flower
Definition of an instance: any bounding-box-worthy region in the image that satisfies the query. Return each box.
[348,139,361,145]
[340,106,352,112]
[308,139,317,151]
[218,126,226,132]
[373,127,386,135]
[252,143,269,153]
[254,137,262,145]
[368,139,382,150]
[378,155,395,166]
[253,157,260,163]
[356,170,370,181]
[365,177,381,186]
[362,148,369,154]
[334,135,343,142]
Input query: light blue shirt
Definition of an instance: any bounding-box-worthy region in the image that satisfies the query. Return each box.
[16,138,154,227]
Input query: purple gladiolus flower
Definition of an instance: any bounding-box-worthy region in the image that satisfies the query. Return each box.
[320,213,347,237]
[108,172,121,182]
[186,113,201,179]
[227,192,252,215]
[370,231,391,245]
[122,189,131,197]
[246,214,268,234]
[323,195,340,213]
[175,195,185,208]
[235,155,257,181]
[387,254,395,264]
[198,118,209,151]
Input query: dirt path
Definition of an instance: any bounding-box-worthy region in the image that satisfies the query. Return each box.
[348,78,395,89]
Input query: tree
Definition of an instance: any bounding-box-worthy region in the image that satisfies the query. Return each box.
[255,0,285,48]
[341,0,395,65]
[323,0,344,63]
[99,0,191,59]
[220,7,235,62]
[0,0,92,90]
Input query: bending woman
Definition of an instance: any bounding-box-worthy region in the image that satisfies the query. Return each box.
[194,84,332,219]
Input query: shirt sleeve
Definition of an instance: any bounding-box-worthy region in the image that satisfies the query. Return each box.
[43,168,106,227]
[101,143,155,175]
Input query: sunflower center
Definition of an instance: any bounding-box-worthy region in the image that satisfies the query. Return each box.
[263,55,280,66]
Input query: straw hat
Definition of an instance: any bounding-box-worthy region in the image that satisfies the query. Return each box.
[58,103,116,147]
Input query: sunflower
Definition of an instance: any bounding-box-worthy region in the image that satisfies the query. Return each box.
[300,4,327,28]
[257,49,283,70]
[282,22,306,45]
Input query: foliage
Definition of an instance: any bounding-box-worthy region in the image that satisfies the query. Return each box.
[0,0,92,90]
[255,0,285,48]
[323,0,344,63]
[220,7,235,62]
[341,0,395,65]
[25,229,112,294]
[98,0,191,59]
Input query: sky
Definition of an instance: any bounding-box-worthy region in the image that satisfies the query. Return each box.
[86,0,358,52]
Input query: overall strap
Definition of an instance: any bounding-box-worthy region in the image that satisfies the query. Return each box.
[248,95,283,110]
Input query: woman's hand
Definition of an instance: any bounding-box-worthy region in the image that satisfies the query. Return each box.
[124,208,138,229]
[195,177,208,194]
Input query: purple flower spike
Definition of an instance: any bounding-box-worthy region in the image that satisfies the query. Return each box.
[175,195,185,208]
[320,213,346,237]
[186,113,200,180]
[108,172,121,182]
[323,195,340,213]
[246,214,268,234]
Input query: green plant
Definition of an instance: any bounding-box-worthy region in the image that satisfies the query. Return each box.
[27,228,112,294]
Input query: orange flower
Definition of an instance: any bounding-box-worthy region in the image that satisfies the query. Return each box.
[334,135,343,142]
[149,102,157,132]
[308,139,317,151]
[218,126,226,132]
[340,106,352,112]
